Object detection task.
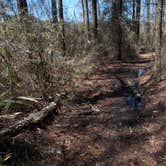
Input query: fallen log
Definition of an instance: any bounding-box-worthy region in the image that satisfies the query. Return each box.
[0,101,60,139]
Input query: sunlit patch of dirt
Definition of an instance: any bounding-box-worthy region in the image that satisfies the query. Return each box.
[143,135,165,153]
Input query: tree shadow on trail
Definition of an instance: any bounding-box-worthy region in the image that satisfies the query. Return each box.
[64,126,153,166]
[72,68,134,105]
[62,115,166,165]
[0,138,41,166]
[73,85,128,105]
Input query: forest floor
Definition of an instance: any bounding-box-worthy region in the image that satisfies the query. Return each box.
[0,53,166,166]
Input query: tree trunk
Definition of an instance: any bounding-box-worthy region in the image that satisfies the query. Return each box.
[111,0,123,60]
[85,0,90,37]
[58,0,66,56]
[136,0,141,40]
[152,0,157,48]
[146,0,150,43]
[81,0,85,23]
[154,0,164,81]
[132,0,136,20]
[146,0,150,33]
[52,0,58,24]
[92,0,98,39]
[118,0,123,60]
[17,0,28,18]
[97,0,101,20]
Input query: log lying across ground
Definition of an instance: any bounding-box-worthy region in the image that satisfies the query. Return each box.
[0,101,60,139]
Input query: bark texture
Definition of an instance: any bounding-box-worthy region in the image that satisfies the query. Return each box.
[92,0,98,39]
[52,0,58,23]
[17,0,28,17]
[85,0,90,37]
[154,0,164,81]
[136,0,141,40]
[58,0,66,56]
[112,0,123,60]
[0,102,60,139]
[81,0,85,23]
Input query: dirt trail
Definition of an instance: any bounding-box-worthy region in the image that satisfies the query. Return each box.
[8,53,165,166]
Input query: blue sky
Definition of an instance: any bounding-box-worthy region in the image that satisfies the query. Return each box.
[7,0,81,21]
[31,0,80,20]
[5,0,158,21]
[58,0,81,21]
[27,0,80,20]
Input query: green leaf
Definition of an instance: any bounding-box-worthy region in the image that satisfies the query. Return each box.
[1,48,6,57]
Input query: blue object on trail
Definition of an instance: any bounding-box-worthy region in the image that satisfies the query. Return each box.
[128,94,135,108]
[136,102,144,111]
[128,93,144,111]
[137,69,145,77]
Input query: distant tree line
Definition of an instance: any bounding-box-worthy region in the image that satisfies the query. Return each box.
[7,0,166,81]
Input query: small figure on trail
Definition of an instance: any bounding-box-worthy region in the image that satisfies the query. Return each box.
[128,92,144,111]
[128,79,144,111]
